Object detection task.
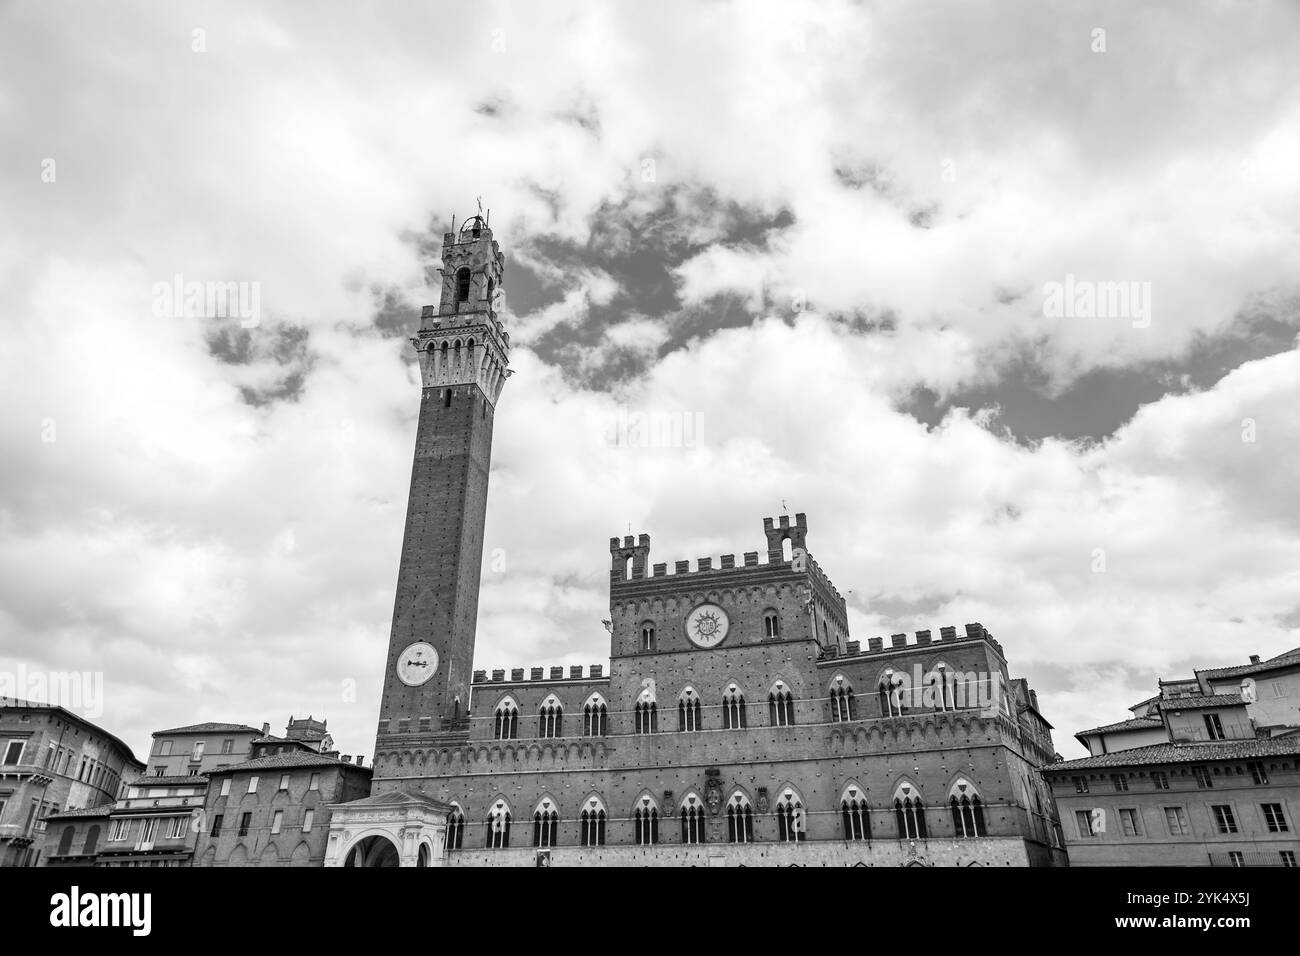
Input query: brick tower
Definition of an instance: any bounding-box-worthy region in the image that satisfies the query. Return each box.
[375,212,510,752]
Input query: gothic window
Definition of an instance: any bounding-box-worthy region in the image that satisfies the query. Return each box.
[775,787,807,842]
[768,680,796,726]
[538,695,563,739]
[446,804,465,850]
[455,268,471,303]
[580,796,607,847]
[582,693,608,737]
[726,792,755,844]
[634,682,658,734]
[486,800,511,849]
[893,782,927,839]
[829,675,856,722]
[879,669,905,717]
[763,609,780,638]
[841,783,871,841]
[533,797,559,848]
[493,698,519,740]
[640,621,656,652]
[680,794,707,845]
[678,687,702,732]
[948,779,987,837]
[634,794,659,846]
[722,684,747,730]
[932,663,957,711]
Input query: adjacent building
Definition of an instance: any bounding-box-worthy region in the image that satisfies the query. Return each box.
[0,698,142,867]
[1042,648,1300,866]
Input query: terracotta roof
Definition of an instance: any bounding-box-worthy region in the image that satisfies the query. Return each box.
[1043,735,1300,772]
[1076,716,1163,737]
[1157,694,1246,709]
[1196,647,1300,681]
[153,722,263,736]
[203,751,368,775]
[126,775,210,787]
[44,803,115,820]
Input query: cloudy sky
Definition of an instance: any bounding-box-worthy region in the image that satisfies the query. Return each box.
[2,1,1299,763]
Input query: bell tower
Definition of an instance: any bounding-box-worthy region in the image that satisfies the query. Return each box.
[375,212,510,757]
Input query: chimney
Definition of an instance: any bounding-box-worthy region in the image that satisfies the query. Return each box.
[1249,654,1261,664]
[261,722,270,736]
[355,755,364,767]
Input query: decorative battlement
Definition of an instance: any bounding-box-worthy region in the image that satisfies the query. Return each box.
[473,664,609,684]
[824,622,1004,661]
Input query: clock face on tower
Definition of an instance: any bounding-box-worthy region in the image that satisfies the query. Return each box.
[396,642,439,686]
[684,603,730,649]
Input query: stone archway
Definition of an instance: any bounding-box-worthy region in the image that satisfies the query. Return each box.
[344,835,401,867]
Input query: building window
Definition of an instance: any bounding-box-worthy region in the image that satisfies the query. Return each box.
[1119,808,1141,836]
[302,809,314,833]
[1164,806,1189,835]
[221,739,234,755]
[140,818,158,844]
[768,683,795,727]
[634,797,659,846]
[532,800,558,848]
[775,788,806,842]
[678,688,702,732]
[235,812,252,837]
[191,741,205,762]
[109,818,130,842]
[248,776,259,794]
[1151,771,1169,790]
[166,816,186,839]
[680,796,706,845]
[538,697,563,739]
[721,686,747,730]
[580,798,606,847]
[879,670,904,717]
[841,784,871,841]
[1192,765,1213,789]
[1211,804,1238,834]
[1281,851,1297,868]
[3,741,25,765]
[1072,776,1089,794]
[1248,761,1268,785]
[278,774,290,792]
[211,814,223,837]
[308,773,320,791]
[640,622,656,652]
[894,784,926,839]
[582,694,608,736]
[762,609,779,639]
[159,740,173,757]
[493,699,519,740]
[271,810,283,835]
[446,806,464,849]
[634,700,658,734]
[949,780,987,837]
[1075,810,1099,838]
[1262,803,1288,833]
[829,677,855,722]
[455,267,471,303]
[726,792,754,844]
[1203,714,1226,740]
[217,778,230,797]
[1111,773,1129,792]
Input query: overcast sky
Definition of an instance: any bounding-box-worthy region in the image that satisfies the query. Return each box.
[2,1,1299,763]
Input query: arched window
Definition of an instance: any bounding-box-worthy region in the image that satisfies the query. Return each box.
[775,787,807,843]
[533,797,558,848]
[582,693,608,737]
[829,674,856,722]
[486,278,495,306]
[768,680,795,727]
[678,687,702,732]
[538,695,563,739]
[486,800,511,849]
[726,792,754,844]
[840,783,871,841]
[762,609,780,639]
[640,621,656,652]
[455,267,471,303]
[680,794,707,845]
[83,824,101,855]
[493,698,519,740]
[580,796,607,847]
[879,669,905,717]
[949,779,987,838]
[635,683,657,735]
[634,794,659,846]
[57,825,75,856]
[930,662,957,711]
[893,783,927,840]
[447,804,465,850]
[722,684,747,730]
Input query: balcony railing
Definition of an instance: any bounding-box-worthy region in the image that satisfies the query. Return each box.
[1208,850,1297,867]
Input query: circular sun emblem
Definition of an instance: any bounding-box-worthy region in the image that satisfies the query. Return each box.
[685,603,730,649]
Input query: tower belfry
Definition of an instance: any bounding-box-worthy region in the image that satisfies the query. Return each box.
[374,212,511,755]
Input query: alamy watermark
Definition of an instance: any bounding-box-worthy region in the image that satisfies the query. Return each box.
[592,406,702,450]
[151,273,261,328]
[1,665,104,718]
[878,664,1007,716]
[1042,274,1151,328]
